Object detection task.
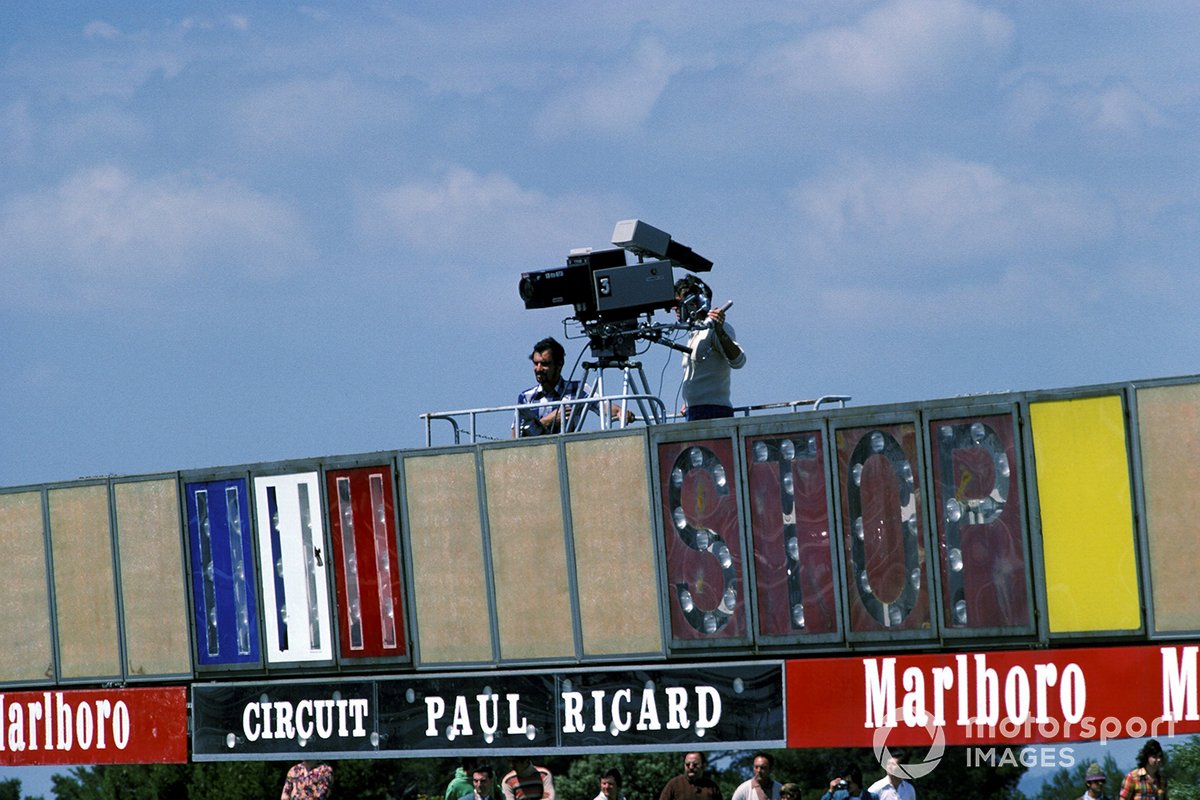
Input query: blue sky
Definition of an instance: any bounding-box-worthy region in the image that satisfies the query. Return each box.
[3,2,1200,488]
[0,2,1198,789]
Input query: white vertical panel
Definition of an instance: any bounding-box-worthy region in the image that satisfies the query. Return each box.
[254,472,333,663]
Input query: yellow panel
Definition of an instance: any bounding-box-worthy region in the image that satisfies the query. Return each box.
[114,480,192,676]
[484,444,574,660]
[0,492,54,682]
[403,453,492,663]
[1030,396,1141,632]
[1136,383,1200,632]
[48,484,122,679]
[566,435,662,655]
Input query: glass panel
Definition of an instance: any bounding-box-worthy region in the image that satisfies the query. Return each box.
[336,477,365,650]
[185,478,260,665]
[253,472,333,663]
[369,474,398,649]
[928,414,1032,632]
[746,430,838,637]
[326,465,406,659]
[657,438,747,642]
[835,423,931,635]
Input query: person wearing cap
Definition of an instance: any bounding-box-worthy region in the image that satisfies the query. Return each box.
[1081,763,1111,800]
[1119,739,1168,799]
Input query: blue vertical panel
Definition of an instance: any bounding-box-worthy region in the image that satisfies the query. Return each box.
[185,478,261,667]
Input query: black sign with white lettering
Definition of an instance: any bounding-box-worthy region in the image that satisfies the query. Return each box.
[191,679,378,757]
[191,662,784,759]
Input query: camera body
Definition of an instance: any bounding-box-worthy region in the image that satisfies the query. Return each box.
[518,220,712,324]
[520,247,676,322]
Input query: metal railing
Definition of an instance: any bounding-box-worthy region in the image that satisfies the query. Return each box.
[734,395,852,415]
[420,392,667,446]
[421,393,852,446]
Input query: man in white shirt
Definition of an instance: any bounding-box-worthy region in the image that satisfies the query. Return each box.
[867,756,916,800]
[730,753,781,800]
[673,275,745,421]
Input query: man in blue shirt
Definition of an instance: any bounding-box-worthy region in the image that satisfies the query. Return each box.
[820,765,871,800]
[516,337,588,436]
[516,337,632,436]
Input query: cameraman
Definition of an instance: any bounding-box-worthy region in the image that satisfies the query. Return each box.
[674,276,745,421]
[820,765,871,800]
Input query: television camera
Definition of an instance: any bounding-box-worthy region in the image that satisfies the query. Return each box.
[518,219,713,353]
[517,220,717,426]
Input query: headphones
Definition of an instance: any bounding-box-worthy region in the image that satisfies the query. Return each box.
[675,276,712,323]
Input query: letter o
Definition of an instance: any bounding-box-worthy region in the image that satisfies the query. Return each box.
[1060,664,1086,724]
[111,702,130,750]
[1004,668,1031,725]
[76,703,94,750]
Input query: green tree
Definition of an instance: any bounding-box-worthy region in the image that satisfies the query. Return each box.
[553,752,686,800]
[51,765,190,800]
[186,761,287,800]
[1167,735,1200,800]
[0,777,43,800]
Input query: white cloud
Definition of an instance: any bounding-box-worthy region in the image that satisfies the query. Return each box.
[0,166,316,308]
[1078,83,1170,133]
[755,0,1013,96]
[790,155,1113,282]
[537,38,682,137]
[355,166,623,322]
[1006,75,1171,138]
[359,166,612,263]
[83,21,121,40]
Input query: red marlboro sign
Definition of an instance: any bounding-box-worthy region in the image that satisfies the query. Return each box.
[0,686,187,766]
[788,644,1200,748]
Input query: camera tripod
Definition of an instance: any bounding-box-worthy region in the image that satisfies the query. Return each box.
[571,356,668,430]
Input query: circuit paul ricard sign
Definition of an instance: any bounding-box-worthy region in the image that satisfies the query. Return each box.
[191,662,783,759]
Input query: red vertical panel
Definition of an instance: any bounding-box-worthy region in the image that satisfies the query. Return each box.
[326,465,407,660]
[836,423,931,634]
[745,430,838,636]
[928,414,1031,631]
[658,438,747,642]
